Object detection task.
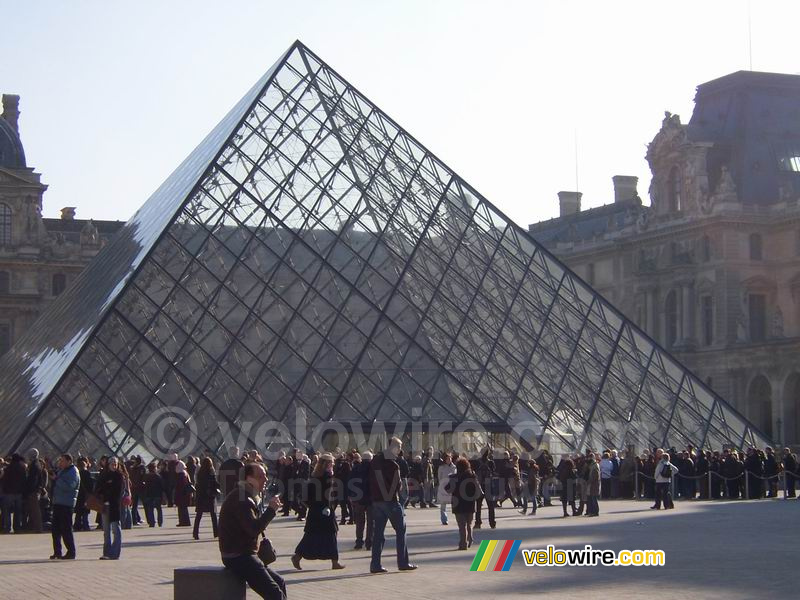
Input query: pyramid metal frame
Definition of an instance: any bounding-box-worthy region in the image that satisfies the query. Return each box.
[0,41,772,459]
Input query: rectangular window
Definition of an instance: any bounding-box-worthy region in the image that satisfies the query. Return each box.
[749,233,763,261]
[586,263,595,286]
[0,323,10,356]
[749,294,766,342]
[701,295,713,346]
[0,203,11,246]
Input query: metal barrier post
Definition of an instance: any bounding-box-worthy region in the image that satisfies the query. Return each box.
[708,470,712,500]
[672,474,677,500]
[634,469,639,501]
[744,470,749,500]
[783,471,788,500]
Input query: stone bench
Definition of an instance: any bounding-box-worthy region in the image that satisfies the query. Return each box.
[174,566,245,600]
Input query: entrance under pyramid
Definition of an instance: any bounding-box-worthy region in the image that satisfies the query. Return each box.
[0,42,772,460]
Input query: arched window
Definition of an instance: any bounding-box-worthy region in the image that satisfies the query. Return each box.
[668,166,682,212]
[0,203,11,246]
[665,290,678,348]
[747,375,773,437]
[702,235,711,262]
[0,323,10,356]
[783,373,800,447]
[748,293,767,342]
[749,233,763,260]
[52,273,66,297]
[0,271,9,295]
[701,295,713,346]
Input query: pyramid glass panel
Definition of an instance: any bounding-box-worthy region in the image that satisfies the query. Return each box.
[0,42,773,458]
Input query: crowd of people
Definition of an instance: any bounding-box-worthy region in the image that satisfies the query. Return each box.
[0,441,797,598]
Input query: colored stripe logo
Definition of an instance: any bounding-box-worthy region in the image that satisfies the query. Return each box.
[470,540,522,571]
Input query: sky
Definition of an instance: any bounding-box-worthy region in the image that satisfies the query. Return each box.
[2,0,799,228]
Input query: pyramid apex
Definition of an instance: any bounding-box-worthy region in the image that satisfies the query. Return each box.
[0,42,772,459]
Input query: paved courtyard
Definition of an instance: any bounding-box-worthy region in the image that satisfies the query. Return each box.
[0,498,796,599]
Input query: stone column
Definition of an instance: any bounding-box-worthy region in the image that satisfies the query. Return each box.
[646,289,657,337]
[681,282,694,346]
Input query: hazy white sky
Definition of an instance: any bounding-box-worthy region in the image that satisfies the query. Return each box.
[2,0,798,227]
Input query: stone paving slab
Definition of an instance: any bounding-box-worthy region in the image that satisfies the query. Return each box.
[0,498,796,599]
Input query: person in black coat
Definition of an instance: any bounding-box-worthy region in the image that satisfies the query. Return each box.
[277,454,292,516]
[94,457,123,559]
[556,456,578,517]
[291,454,344,570]
[73,457,94,531]
[744,448,764,499]
[472,447,496,529]
[396,451,410,507]
[349,452,372,550]
[193,457,220,540]
[333,453,352,524]
[1,453,27,533]
[24,449,45,533]
[764,447,779,498]
[448,457,482,551]
[783,448,798,498]
[143,462,165,527]
[695,451,710,499]
[292,453,310,520]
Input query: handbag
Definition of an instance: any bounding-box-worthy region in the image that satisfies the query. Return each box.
[257,533,276,566]
[86,492,104,512]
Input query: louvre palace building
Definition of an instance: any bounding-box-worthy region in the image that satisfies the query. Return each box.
[530,71,800,448]
[0,94,123,356]
[0,44,785,459]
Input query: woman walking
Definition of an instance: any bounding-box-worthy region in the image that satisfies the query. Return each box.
[586,453,601,517]
[174,461,193,527]
[94,457,123,559]
[557,455,578,517]
[193,457,220,540]
[118,461,133,530]
[291,453,345,570]
[448,457,482,551]
[437,453,456,525]
[521,461,539,515]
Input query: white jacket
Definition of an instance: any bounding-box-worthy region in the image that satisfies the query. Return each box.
[437,463,456,502]
[654,460,679,484]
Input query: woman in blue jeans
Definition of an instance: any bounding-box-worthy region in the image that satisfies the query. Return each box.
[94,457,123,559]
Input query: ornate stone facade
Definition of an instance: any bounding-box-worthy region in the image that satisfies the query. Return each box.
[0,94,124,356]
[529,71,800,447]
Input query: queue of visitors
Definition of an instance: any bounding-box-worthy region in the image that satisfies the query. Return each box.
[0,441,797,598]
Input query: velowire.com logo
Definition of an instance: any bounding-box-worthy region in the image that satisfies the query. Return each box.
[469,540,522,571]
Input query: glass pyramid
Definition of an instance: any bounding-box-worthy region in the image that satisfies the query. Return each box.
[0,42,771,458]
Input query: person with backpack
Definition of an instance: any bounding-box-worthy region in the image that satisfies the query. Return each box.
[651,453,679,510]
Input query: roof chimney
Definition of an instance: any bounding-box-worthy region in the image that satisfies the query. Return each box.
[61,207,76,220]
[2,94,20,134]
[612,175,639,203]
[558,191,581,217]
